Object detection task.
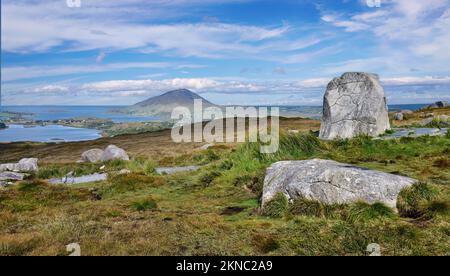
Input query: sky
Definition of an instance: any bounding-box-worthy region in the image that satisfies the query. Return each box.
[1,0,450,106]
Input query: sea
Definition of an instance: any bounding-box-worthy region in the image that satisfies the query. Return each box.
[0,104,428,143]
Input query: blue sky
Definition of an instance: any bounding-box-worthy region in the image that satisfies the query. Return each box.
[1,0,450,105]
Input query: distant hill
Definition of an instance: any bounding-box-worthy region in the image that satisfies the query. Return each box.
[127,89,220,119]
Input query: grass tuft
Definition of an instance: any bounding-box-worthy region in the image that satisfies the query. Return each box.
[262,193,289,218]
[397,183,439,218]
[130,197,158,212]
[346,202,395,223]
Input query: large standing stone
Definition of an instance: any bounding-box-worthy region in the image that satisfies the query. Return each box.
[100,145,129,161]
[319,72,390,140]
[81,149,104,163]
[262,159,416,209]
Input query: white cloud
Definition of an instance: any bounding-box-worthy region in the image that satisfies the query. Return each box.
[96,52,107,63]
[2,62,180,81]
[3,75,450,105]
[32,85,69,94]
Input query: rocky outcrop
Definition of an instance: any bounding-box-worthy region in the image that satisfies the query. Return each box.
[319,72,390,140]
[0,171,27,181]
[0,158,38,173]
[100,145,129,161]
[426,101,449,109]
[49,173,108,185]
[262,159,416,209]
[79,145,129,163]
[81,149,104,163]
[394,113,404,121]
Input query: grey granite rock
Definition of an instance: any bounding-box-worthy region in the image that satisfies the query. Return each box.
[0,171,27,181]
[262,159,416,209]
[319,72,390,140]
[394,113,404,121]
[100,145,129,161]
[81,149,104,163]
[48,173,108,185]
[0,158,38,172]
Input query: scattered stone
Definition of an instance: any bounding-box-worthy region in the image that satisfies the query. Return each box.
[319,72,390,140]
[200,143,215,150]
[378,128,448,140]
[48,173,108,185]
[425,113,435,118]
[156,166,200,175]
[81,149,104,163]
[394,113,404,121]
[0,158,38,173]
[288,130,300,134]
[0,171,27,181]
[401,110,413,114]
[100,145,130,161]
[118,169,132,175]
[100,165,106,170]
[262,159,417,209]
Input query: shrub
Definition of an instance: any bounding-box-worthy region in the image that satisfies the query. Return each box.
[199,170,221,187]
[397,183,439,218]
[346,202,394,223]
[262,193,289,218]
[125,157,157,176]
[232,170,265,196]
[130,197,158,211]
[219,160,233,171]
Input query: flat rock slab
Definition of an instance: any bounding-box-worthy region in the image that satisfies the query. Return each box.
[49,173,108,185]
[378,128,448,140]
[0,171,27,181]
[262,159,417,209]
[156,166,200,175]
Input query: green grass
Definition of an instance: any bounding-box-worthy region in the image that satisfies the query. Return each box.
[130,197,158,212]
[262,193,289,218]
[346,202,395,223]
[0,131,449,256]
[397,183,439,218]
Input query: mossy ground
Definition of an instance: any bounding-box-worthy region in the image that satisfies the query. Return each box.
[0,117,449,256]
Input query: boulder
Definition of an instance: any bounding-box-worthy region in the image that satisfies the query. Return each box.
[100,145,129,161]
[0,158,38,172]
[0,122,6,129]
[0,171,27,181]
[394,113,404,121]
[262,159,416,209]
[319,72,390,140]
[81,149,104,163]
[15,158,39,172]
[401,110,413,114]
[427,101,449,109]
